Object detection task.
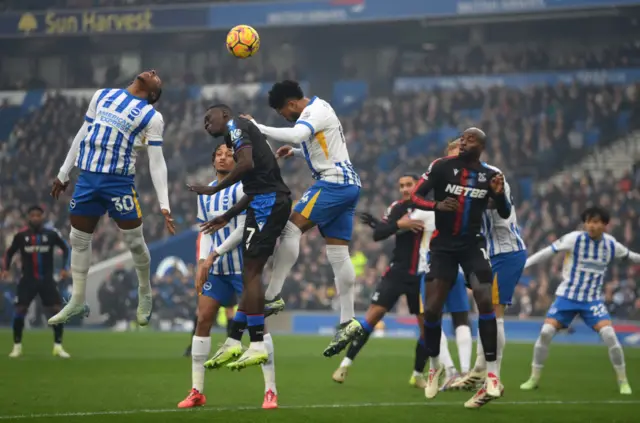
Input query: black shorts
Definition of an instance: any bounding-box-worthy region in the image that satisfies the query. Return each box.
[15,278,61,308]
[427,237,492,285]
[371,271,422,315]
[243,193,292,259]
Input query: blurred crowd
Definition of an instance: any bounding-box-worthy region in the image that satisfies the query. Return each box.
[2,36,640,325]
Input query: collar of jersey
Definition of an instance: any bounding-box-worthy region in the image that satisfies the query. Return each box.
[124,89,147,102]
[308,96,318,105]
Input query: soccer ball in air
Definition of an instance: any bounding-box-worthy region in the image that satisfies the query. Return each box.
[226,25,260,59]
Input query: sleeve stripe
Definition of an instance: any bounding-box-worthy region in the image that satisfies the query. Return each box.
[296,120,315,136]
[84,116,94,123]
[551,244,558,253]
[148,140,163,146]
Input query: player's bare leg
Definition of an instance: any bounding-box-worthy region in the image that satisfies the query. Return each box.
[464,273,502,408]
[227,257,269,370]
[48,215,97,325]
[179,295,217,408]
[114,217,153,326]
[264,213,314,316]
[422,277,449,399]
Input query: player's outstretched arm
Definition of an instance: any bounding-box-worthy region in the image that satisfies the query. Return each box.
[372,203,407,241]
[200,196,251,235]
[252,121,312,145]
[525,232,576,268]
[613,241,640,263]
[524,246,555,268]
[1,234,19,279]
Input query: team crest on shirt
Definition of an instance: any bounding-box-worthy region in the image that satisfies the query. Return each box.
[69,199,76,209]
[203,282,212,291]
[453,168,459,176]
[42,235,48,243]
[128,108,141,120]
[478,173,486,182]
[230,129,242,142]
[222,196,230,206]
[24,236,29,242]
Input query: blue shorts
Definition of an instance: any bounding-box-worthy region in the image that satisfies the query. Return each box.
[293,180,360,241]
[547,297,611,329]
[490,250,527,306]
[70,171,142,220]
[420,272,470,314]
[202,274,243,307]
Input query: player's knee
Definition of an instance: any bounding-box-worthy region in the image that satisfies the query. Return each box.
[70,227,92,251]
[598,325,619,347]
[281,220,303,239]
[423,308,441,324]
[539,323,556,343]
[121,225,150,259]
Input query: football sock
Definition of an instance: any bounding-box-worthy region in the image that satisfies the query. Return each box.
[12,312,25,344]
[121,225,151,294]
[53,323,63,344]
[531,323,556,380]
[265,222,301,300]
[478,312,498,373]
[261,333,277,393]
[229,310,247,342]
[414,337,428,373]
[599,326,628,382]
[248,314,265,344]
[455,325,472,373]
[496,317,506,377]
[69,227,93,305]
[345,330,371,362]
[327,245,356,324]
[424,318,442,358]
[191,336,211,392]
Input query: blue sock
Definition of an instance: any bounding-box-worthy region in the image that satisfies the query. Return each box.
[358,318,374,334]
[233,310,247,323]
[247,314,265,343]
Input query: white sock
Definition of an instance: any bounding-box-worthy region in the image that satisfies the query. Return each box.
[531,323,556,380]
[261,333,277,394]
[191,336,211,392]
[120,225,151,293]
[455,325,472,373]
[599,326,628,382]
[474,326,486,372]
[496,317,506,377]
[69,227,93,305]
[265,222,302,300]
[439,330,456,371]
[412,370,423,377]
[487,360,498,376]
[326,245,356,323]
[429,356,441,371]
[340,357,353,368]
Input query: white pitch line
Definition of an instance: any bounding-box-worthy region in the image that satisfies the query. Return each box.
[1,400,639,420]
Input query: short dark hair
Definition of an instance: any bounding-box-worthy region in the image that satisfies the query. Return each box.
[400,174,419,181]
[148,88,162,105]
[27,205,44,214]
[268,80,304,110]
[212,143,225,158]
[207,103,233,114]
[581,206,610,224]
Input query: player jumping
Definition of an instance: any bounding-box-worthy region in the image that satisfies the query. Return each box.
[2,206,71,358]
[520,206,634,395]
[179,144,277,409]
[244,81,360,331]
[411,128,510,408]
[49,70,175,326]
[328,174,428,385]
[189,105,291,370]
[451,140,527,392]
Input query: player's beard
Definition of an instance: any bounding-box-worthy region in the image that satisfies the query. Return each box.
[458,149,480,162]
[217,169,230,176]
[28,222,42,231]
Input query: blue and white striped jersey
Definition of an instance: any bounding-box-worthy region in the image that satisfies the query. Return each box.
[296,97,361,186]
[552,231,630,302]
[480,163,526,256]
[197,180,245,275]
[77,88,164,176]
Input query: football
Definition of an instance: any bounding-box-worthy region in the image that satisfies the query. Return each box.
[226,25,260,59]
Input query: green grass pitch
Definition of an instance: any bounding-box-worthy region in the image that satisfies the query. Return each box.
[0,329,638,422]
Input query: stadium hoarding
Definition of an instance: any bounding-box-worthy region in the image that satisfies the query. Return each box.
[1,0,639,37]
[291,313,640,346]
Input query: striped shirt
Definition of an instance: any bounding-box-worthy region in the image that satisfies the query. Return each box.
[77,88,164,176]
[480,163,526,256]
[197,180,245,275]
[296,97,361,186]
[552,231,630,302]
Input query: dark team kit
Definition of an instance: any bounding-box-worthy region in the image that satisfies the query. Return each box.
[412,155,510,283]
[225,117,291,258]
[3,226,69,307]
[366,200,423,315]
